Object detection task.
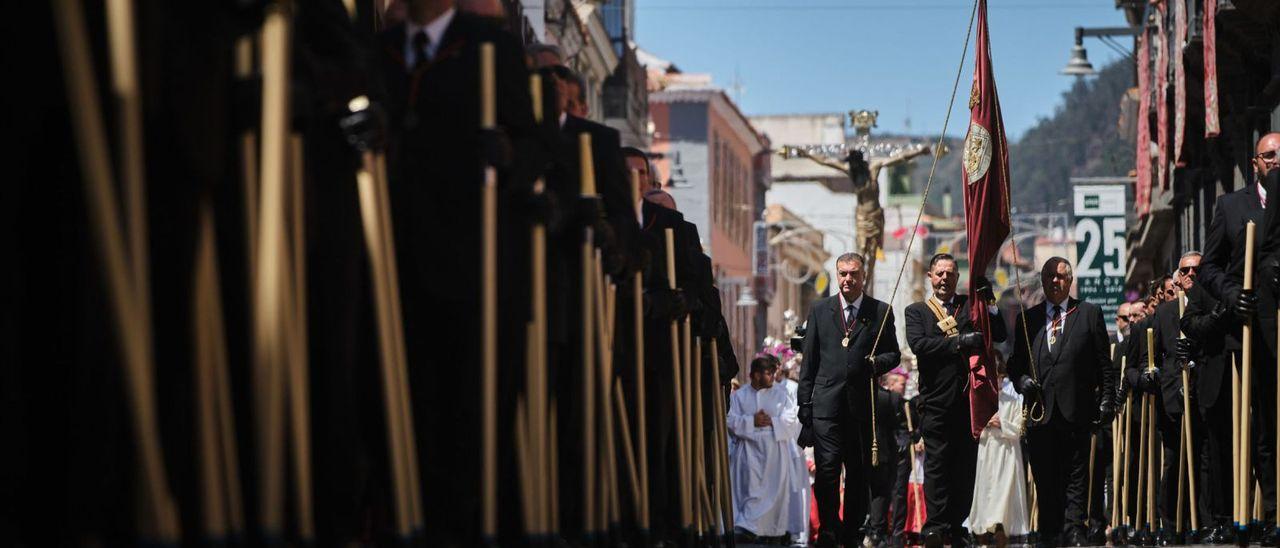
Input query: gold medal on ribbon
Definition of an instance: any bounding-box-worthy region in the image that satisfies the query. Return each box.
[842,336,850,348]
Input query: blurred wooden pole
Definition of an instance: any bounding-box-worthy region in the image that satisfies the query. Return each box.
[55,0,180,539]
[194,207,228,539]
[580,133,599,536]
[665,228,691,528]
[630,170,650,531]
[479,42,499,542]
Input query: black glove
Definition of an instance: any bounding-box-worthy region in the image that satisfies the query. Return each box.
[1139,370,1160,394]
[1208,300,1231,324]
[798,424,815,449]
[1234,289,1258,322]
[957,331,984,353]
[478,127,513,169]
[1175,337,1198,366]
[574,196,604,230]
[1018,377,1042,399]
[972,275,995,303]
[644,287,688,321]
[798,403,813,428]
[1268,260,1280,296]
[338,99,387,153]
[525,187,557,227]
[1095,403,1116,428]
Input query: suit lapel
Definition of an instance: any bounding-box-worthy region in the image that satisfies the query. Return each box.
[1027,304,1052,368]
[847,298,874,344]
[831,297,845,335]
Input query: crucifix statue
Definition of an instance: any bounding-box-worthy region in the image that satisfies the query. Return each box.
[778,110,940,292]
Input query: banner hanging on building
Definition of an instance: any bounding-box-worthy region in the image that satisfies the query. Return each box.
[1156,1,1169,189]
[1174,0,1186,165]
[1136,31,1152,216]
[1204,0,1220,137]
[1073,184,1127,333]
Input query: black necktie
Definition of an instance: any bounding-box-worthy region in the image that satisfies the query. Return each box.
[412,30,430,68]
[845,304,854,325]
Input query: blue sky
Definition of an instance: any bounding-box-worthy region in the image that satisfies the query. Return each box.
[635,0,1132,141]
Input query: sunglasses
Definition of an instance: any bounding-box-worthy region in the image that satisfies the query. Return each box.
[1258,149,1279,161]
[1178,265,1198,274]
[1116,314,1130,320]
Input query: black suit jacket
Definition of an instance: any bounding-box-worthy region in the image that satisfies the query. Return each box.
[904,295,1007,414]
[559,115,639,275]
[1254,170,1280,353]
[1009,298,1115,426]
[1180,282,1229,408]
[1126,301,1185,414]
[375,14,536,303]
[799,294,901,419]
[1112,334,1130,401]
[1200,182,1265,351]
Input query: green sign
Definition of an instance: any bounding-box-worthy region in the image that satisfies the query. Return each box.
[1073,184,1127,333]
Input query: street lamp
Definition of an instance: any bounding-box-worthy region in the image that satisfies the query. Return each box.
[1060,26,1141,77]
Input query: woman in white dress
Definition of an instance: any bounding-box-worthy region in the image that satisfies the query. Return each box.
[967,365,1028,543]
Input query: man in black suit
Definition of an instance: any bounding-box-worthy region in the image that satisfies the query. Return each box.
[904,253,1006,547]
[1129,256,1204,543]
[1009,257,1116,546]
[374,1,536,544]
[1198,133,1279,533]
[799,252,901,548]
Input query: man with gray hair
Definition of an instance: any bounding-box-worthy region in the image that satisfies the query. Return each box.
[1009,256,1115,546]
[797,252,901,547]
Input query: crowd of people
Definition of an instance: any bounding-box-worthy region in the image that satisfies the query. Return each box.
[727,133,1280,548]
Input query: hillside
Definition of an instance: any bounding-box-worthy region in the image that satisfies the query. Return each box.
[901,60,1135,214]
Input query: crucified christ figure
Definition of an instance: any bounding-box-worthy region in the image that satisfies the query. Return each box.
[792,145,937,292]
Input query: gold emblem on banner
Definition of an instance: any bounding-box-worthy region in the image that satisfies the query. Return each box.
[969,80,981,110]
[963,122,992,184]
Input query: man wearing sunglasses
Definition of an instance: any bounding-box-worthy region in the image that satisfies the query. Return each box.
[1196,132,1280,540]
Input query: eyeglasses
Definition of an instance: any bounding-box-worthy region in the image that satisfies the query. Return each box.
[1116,314,1130,321]
[1258,149,1279,161]
[1178,265,1198,274]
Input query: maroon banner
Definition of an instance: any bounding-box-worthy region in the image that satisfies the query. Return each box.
[1174,0,1186,165]
[1137,31,1152,216]
[1204,0,1220,137]
[1156,1,1169,189]
[960,0,1010,440]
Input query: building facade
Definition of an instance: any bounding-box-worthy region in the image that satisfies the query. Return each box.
[1123,0,1280,288]
[650,88,772,370]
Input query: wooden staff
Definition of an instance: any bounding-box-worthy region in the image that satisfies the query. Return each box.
[1241,221,1257,530]
[355,161,411,536]
[1176,417,1186,535]
[549,400,560,530]
[251,2,295,535]
[373,151,423,530]
[516,397,535,535]
[1122,362,1132,529]
[629,169,650,531]
[207,216,246,537]
[283,135,315,541]
[1136,362,1149,532]
[55,0,182,540]
[478,42,499,542]
[581,133,599,537]
[528,73,550,537]
[236,36,259,287]
[614,378,642,518]
[1233,353,1241,527]
[1087,433,1097,524]
[683,316,695,534]
[1176,290,1198,530]
[693,337,705,538]
[1113,353,1124,531]
[194,207,228,538]
[1146,328,1156,533]
[665,228,692,528]
[711,339,734,536]
[594,254,620,530]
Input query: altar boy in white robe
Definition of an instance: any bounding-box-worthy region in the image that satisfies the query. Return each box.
[729,356,807,539]
[967,359,1028,542]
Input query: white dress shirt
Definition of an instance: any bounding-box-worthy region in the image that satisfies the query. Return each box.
[839,292,864,325]
[1044,298,1069,349]
[404,7,456,68]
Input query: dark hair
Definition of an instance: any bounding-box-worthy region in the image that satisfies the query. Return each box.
[928,253,956,270]
[749,356,778,375]
[1150,275,1172,296]
[1041,256,1072,278]
[835,252,866,268]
